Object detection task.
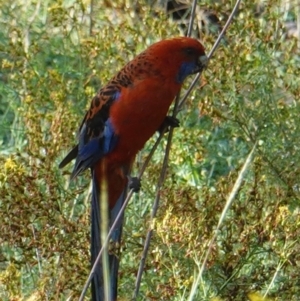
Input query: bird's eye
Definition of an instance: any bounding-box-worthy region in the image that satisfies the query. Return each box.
[184,47,195,55]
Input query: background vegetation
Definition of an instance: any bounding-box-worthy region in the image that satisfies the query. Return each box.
[0,0,299,300]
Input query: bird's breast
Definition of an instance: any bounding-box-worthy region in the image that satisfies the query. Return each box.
[108,78,180,162]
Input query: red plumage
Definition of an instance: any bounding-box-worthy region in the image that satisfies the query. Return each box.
[96,37,207,207]
[59,37,207,301]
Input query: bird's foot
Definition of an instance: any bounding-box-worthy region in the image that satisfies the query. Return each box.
[158,115,180,134]
[128,176,141,192]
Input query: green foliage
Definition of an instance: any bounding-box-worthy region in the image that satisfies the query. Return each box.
[0,0,300,300]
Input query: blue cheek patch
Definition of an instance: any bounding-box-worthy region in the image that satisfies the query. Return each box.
[177,62,196,83]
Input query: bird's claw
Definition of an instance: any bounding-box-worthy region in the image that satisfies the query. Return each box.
[158,115,180,134]
[128,176,141,192]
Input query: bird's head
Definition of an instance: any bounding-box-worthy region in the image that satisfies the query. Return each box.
[148,37,208,83]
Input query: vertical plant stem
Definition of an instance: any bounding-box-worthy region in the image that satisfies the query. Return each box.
[100,161,111,301]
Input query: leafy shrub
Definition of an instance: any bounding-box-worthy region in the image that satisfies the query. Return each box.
[0,0,299,300]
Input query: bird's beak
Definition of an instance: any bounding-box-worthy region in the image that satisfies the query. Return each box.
[195,55,208,73]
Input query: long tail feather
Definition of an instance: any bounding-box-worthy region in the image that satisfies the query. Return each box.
[91,173,103,301]
[108,189,126,299]
[91,170,126,301]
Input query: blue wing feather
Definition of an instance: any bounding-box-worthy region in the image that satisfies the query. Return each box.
[70,118,118,180]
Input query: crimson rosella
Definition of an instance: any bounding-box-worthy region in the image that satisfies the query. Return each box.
[59,37,207,301]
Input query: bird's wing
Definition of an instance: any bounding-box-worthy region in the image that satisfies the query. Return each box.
[70,86,121,179]
[58,84,122,179]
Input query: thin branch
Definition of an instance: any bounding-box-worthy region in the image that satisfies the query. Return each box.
[187,0,198,37]
[132,97,179,300]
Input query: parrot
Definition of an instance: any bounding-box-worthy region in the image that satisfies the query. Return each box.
[59,37,207,301]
